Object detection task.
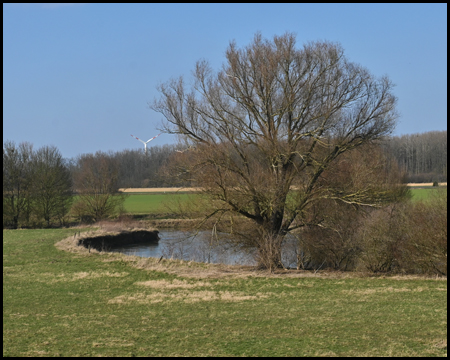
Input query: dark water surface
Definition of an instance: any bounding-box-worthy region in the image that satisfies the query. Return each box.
[109,229,257,265]
[109,229,299,267]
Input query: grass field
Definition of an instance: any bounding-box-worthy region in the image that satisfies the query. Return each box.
[121,187,446,215]
[410,187,447,202]
[3,229,447,357]
[122,193,196,215]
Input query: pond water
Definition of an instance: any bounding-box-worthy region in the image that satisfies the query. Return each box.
[109,229,300,267]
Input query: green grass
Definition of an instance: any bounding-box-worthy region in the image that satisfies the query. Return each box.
[123,193,200,215]
[122,188,445,216]
[3,229,447,357]
[410,187,447,202]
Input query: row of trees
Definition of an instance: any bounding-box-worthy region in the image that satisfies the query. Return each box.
[3,140,186,228]
[67,131,447,190]
[383,130,447,183]
[3,142,72,228]
[65,144,184,189]
[3,143,130,228]
[7,132,439,228]
[64,132,448,191]
[112,144,183,188]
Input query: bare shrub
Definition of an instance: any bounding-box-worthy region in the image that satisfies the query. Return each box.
[399,190,447,275]
[357,191,447,275]
[356,205,406,273]
[72,151,127,222]
[298,201,363,271]
[252,232,285,272]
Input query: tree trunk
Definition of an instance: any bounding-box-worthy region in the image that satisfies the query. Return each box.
[255,230,285,271]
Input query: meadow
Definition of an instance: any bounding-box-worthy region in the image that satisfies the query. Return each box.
[121,187,445,216]
[409,187,447,202]
[3,228,447,357]
[122,193,195,216]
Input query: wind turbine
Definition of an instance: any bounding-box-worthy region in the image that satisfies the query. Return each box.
[130,133,161,154]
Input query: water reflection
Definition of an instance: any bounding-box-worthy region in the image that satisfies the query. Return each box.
[110,229,257,266]
[110,229,300,267]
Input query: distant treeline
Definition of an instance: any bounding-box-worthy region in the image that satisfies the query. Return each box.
[382,130,447,183]
[3,130,447,228]
[86,130,445,187]
[66,144,185,189]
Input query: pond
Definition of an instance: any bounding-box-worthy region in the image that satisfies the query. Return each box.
[109,229,300,267]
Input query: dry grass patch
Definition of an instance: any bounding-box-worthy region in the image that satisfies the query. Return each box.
[433,339,447,349]
[108,290,269,305]
[134,278,212,289]
[341,286,430,296]
[109,277,271,305]
[92,339,135,348]
[37,270,129,284]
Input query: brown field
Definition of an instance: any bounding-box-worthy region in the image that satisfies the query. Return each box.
[407,182,447,187]
[118,187,203,193]
[119,183,447,193]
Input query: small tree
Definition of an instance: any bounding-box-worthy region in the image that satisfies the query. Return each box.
[72,151,127,222]
[3,141,34,228]
[31,145,73,227]
[151,32,399,269]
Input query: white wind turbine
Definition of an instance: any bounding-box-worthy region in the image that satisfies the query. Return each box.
[130,133,161,154]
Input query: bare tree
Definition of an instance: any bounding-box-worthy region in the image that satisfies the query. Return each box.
[151,33,399,269]
[3,141,34,228]
[31,145,73,227]
[72,151,127,222]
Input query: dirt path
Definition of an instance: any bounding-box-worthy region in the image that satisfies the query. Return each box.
[118,187,203,193]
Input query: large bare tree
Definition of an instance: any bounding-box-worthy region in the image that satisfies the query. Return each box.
[151,33,400,269]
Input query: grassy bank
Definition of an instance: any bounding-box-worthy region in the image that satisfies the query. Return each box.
[3,228,447,357]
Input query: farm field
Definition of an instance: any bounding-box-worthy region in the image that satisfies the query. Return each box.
[122,193,197,216]
[121,187,446,215]
[410,188,446,202]
[3,229,447,357]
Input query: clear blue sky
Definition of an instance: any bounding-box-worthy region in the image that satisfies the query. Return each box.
[3,3,447,159]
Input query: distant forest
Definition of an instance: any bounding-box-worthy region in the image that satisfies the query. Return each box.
[382,130,447,183]
[65,130,446,188]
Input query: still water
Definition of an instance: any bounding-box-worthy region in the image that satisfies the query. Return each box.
[110,229,299,267]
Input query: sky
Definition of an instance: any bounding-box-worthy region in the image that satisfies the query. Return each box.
[3,3,447,159]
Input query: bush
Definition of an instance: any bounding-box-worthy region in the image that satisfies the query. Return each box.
[399,190,447,275]
[356,205,407,273]
[357,192,447,275]
[298,201,363,271]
